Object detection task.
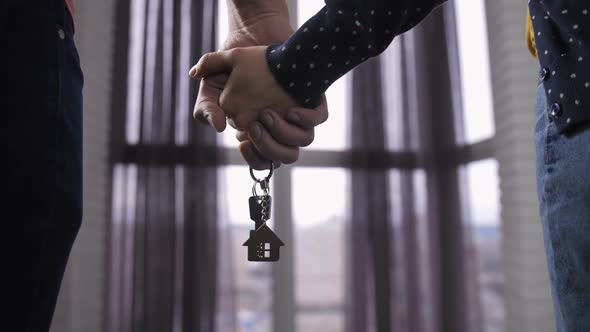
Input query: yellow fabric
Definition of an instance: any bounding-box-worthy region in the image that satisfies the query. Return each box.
[526,9,538,59]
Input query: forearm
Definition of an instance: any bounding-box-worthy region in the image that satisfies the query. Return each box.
[227,0,290,31]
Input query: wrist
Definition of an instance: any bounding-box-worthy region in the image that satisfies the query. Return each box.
[228,0,290,31]
[223,13,293,49]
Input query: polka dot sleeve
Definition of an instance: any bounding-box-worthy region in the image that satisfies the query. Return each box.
[266,0,447,108]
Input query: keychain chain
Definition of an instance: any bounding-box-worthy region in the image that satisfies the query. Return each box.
[260,182,270,224]
[252,178,270,229]
[245,163,284,262]
[250,165,273,230]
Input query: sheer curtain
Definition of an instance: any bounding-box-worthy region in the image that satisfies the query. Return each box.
[104,1,488,331]
[106,0,235,331]
[348,55,393,332]
[346,4,483,332]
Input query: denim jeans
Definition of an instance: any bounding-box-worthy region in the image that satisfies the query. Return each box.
[1,1,83,331]
[535,77,590,331]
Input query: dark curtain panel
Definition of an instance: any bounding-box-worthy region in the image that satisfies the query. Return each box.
[106,0,233,331]
[347,4,482,332]
[347,56,393,332]
[404,7,481,332]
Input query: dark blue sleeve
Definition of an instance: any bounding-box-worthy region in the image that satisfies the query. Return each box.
[266,0,448,107]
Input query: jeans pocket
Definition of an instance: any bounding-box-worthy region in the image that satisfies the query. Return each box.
[534,80,549,138]
[534,82,550,202]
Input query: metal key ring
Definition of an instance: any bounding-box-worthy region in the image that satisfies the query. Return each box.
[252,180,267,198]
[249,162,274,182]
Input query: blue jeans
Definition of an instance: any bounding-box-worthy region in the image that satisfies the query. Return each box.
[535,77,590,331]
[1,1,83,331]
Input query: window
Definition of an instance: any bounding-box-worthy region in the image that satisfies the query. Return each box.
[264,243,271,258]
[111,0,504,328]
[292,168,347,332]
[210,2,502,332]
[109,0,504,330]
[454,2,504,330]
[454,0,494,144]
[461,159,503,332]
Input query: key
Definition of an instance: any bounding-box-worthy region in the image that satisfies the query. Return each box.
[245,164,284,262]
[249,195,271,229]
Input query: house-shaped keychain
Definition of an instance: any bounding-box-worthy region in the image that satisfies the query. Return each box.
[243,225,285,262]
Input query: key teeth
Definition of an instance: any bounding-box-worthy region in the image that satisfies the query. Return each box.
[248,195,272,222]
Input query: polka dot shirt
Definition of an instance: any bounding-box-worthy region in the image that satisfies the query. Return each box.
[529,0,590,134]
[266,0,447,108]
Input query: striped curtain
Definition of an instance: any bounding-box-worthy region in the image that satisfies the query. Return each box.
[106,0,235,331]
[347,4,483,332]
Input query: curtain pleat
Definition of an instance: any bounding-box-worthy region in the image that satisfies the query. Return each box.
[400,6,480,332]
[105,1,487,331]
[348,56,393,332]
[348,4,483,332]
[107,0,231,331]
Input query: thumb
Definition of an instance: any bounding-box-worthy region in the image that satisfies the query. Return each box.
[194,74,229,133]
[189,50,233,79]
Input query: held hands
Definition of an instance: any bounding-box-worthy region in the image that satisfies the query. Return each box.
[190,46,298,131]
[191,48,329,169]
[233,95,328,165]
[191,9,328,169]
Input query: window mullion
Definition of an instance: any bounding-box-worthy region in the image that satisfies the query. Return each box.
[271,164,296,332]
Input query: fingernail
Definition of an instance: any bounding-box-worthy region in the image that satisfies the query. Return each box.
[261,113,274,128]
[250,123,262,140]
[204,111,215,126]
[228,117,237,130]
[287,112,300,123]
